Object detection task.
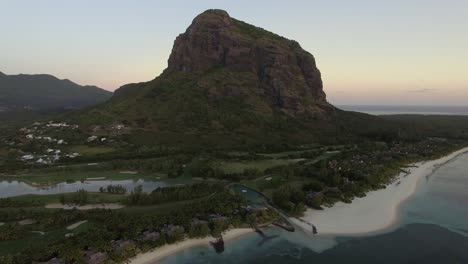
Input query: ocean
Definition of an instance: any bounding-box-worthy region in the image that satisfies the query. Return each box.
[338,105,468,116]
[159,153,468,264]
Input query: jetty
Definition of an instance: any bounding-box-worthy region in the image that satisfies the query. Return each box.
[210,237,225,253]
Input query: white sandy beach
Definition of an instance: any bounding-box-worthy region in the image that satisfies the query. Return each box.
[292,147,468,236]
[130,228,252,264]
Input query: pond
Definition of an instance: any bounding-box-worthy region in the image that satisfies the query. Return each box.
[0,178,191,198]
[229,183,267,204]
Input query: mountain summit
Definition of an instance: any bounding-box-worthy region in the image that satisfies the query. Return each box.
[166,9,329,116]
[75,9,382,147]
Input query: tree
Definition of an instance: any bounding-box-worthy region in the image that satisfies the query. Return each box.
[188,223,210,238]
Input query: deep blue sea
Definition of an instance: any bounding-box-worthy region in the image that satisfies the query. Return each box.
[159,153,468,264]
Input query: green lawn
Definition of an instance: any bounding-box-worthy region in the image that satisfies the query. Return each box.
[0,228,67,255]
[119,196,212,215]
[258,149,316,158]
[7,192,125,206]
[0,219,97,256]
[68,145,116,155]
[71,220,96,233]
[304,151,341,165]
[217,158,304,174]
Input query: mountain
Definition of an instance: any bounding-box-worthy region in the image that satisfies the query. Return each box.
[72,9,396,148]
[0,72,112,111]
[166,9,329,116]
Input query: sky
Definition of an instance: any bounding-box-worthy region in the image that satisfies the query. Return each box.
[1,0,467,106]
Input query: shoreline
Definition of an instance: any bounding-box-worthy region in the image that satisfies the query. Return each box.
[129,228,253,264]
[292,146,468,236]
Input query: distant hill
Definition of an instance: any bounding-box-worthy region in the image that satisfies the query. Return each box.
[69,9,400,148]
[0,71,112,111]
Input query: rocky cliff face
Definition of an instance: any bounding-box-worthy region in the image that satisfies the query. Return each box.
[77,9,343,147]
[166,9,329,116]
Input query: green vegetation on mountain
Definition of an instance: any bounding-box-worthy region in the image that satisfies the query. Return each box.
[0,72,112,111]
[65,10,402,150]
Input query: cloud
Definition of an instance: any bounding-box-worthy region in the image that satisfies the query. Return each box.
[407,88,438,93]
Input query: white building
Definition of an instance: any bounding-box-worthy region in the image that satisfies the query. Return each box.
[87,136,98,142]
[21,154,34,161]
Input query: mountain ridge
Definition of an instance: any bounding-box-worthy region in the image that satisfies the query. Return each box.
[0,72,112,111]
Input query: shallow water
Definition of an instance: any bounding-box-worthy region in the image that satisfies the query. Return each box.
[229,183,267,204]
[159,153,468,264]
[399,153,468,235]
[0,178,190,198]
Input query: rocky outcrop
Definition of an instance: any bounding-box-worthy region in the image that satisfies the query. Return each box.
[74,9,387,148]
[166,9,329,116]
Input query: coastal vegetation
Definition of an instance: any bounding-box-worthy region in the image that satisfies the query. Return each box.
[59,189,90,205]
[0,192,124,208]
[99,184,127,195]
[124,183,222,205]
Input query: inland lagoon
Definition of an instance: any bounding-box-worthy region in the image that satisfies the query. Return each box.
[0,178,192,198]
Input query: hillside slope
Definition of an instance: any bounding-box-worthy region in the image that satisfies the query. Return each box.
[0,72,112,111]
[70,9,397,148]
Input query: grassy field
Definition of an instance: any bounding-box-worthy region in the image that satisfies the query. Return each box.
[242,171,324,199]
[118,191,218,215]
[68,145,116,155]
[304,151,341,165]
[217,158,304,174]
[258,149,317,158]
[0,219,98,256]
[70,220,95,233]
[0,227,68,256]
[8,192,125,205]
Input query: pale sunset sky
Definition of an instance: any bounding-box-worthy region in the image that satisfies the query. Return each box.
[1,0,467,105]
